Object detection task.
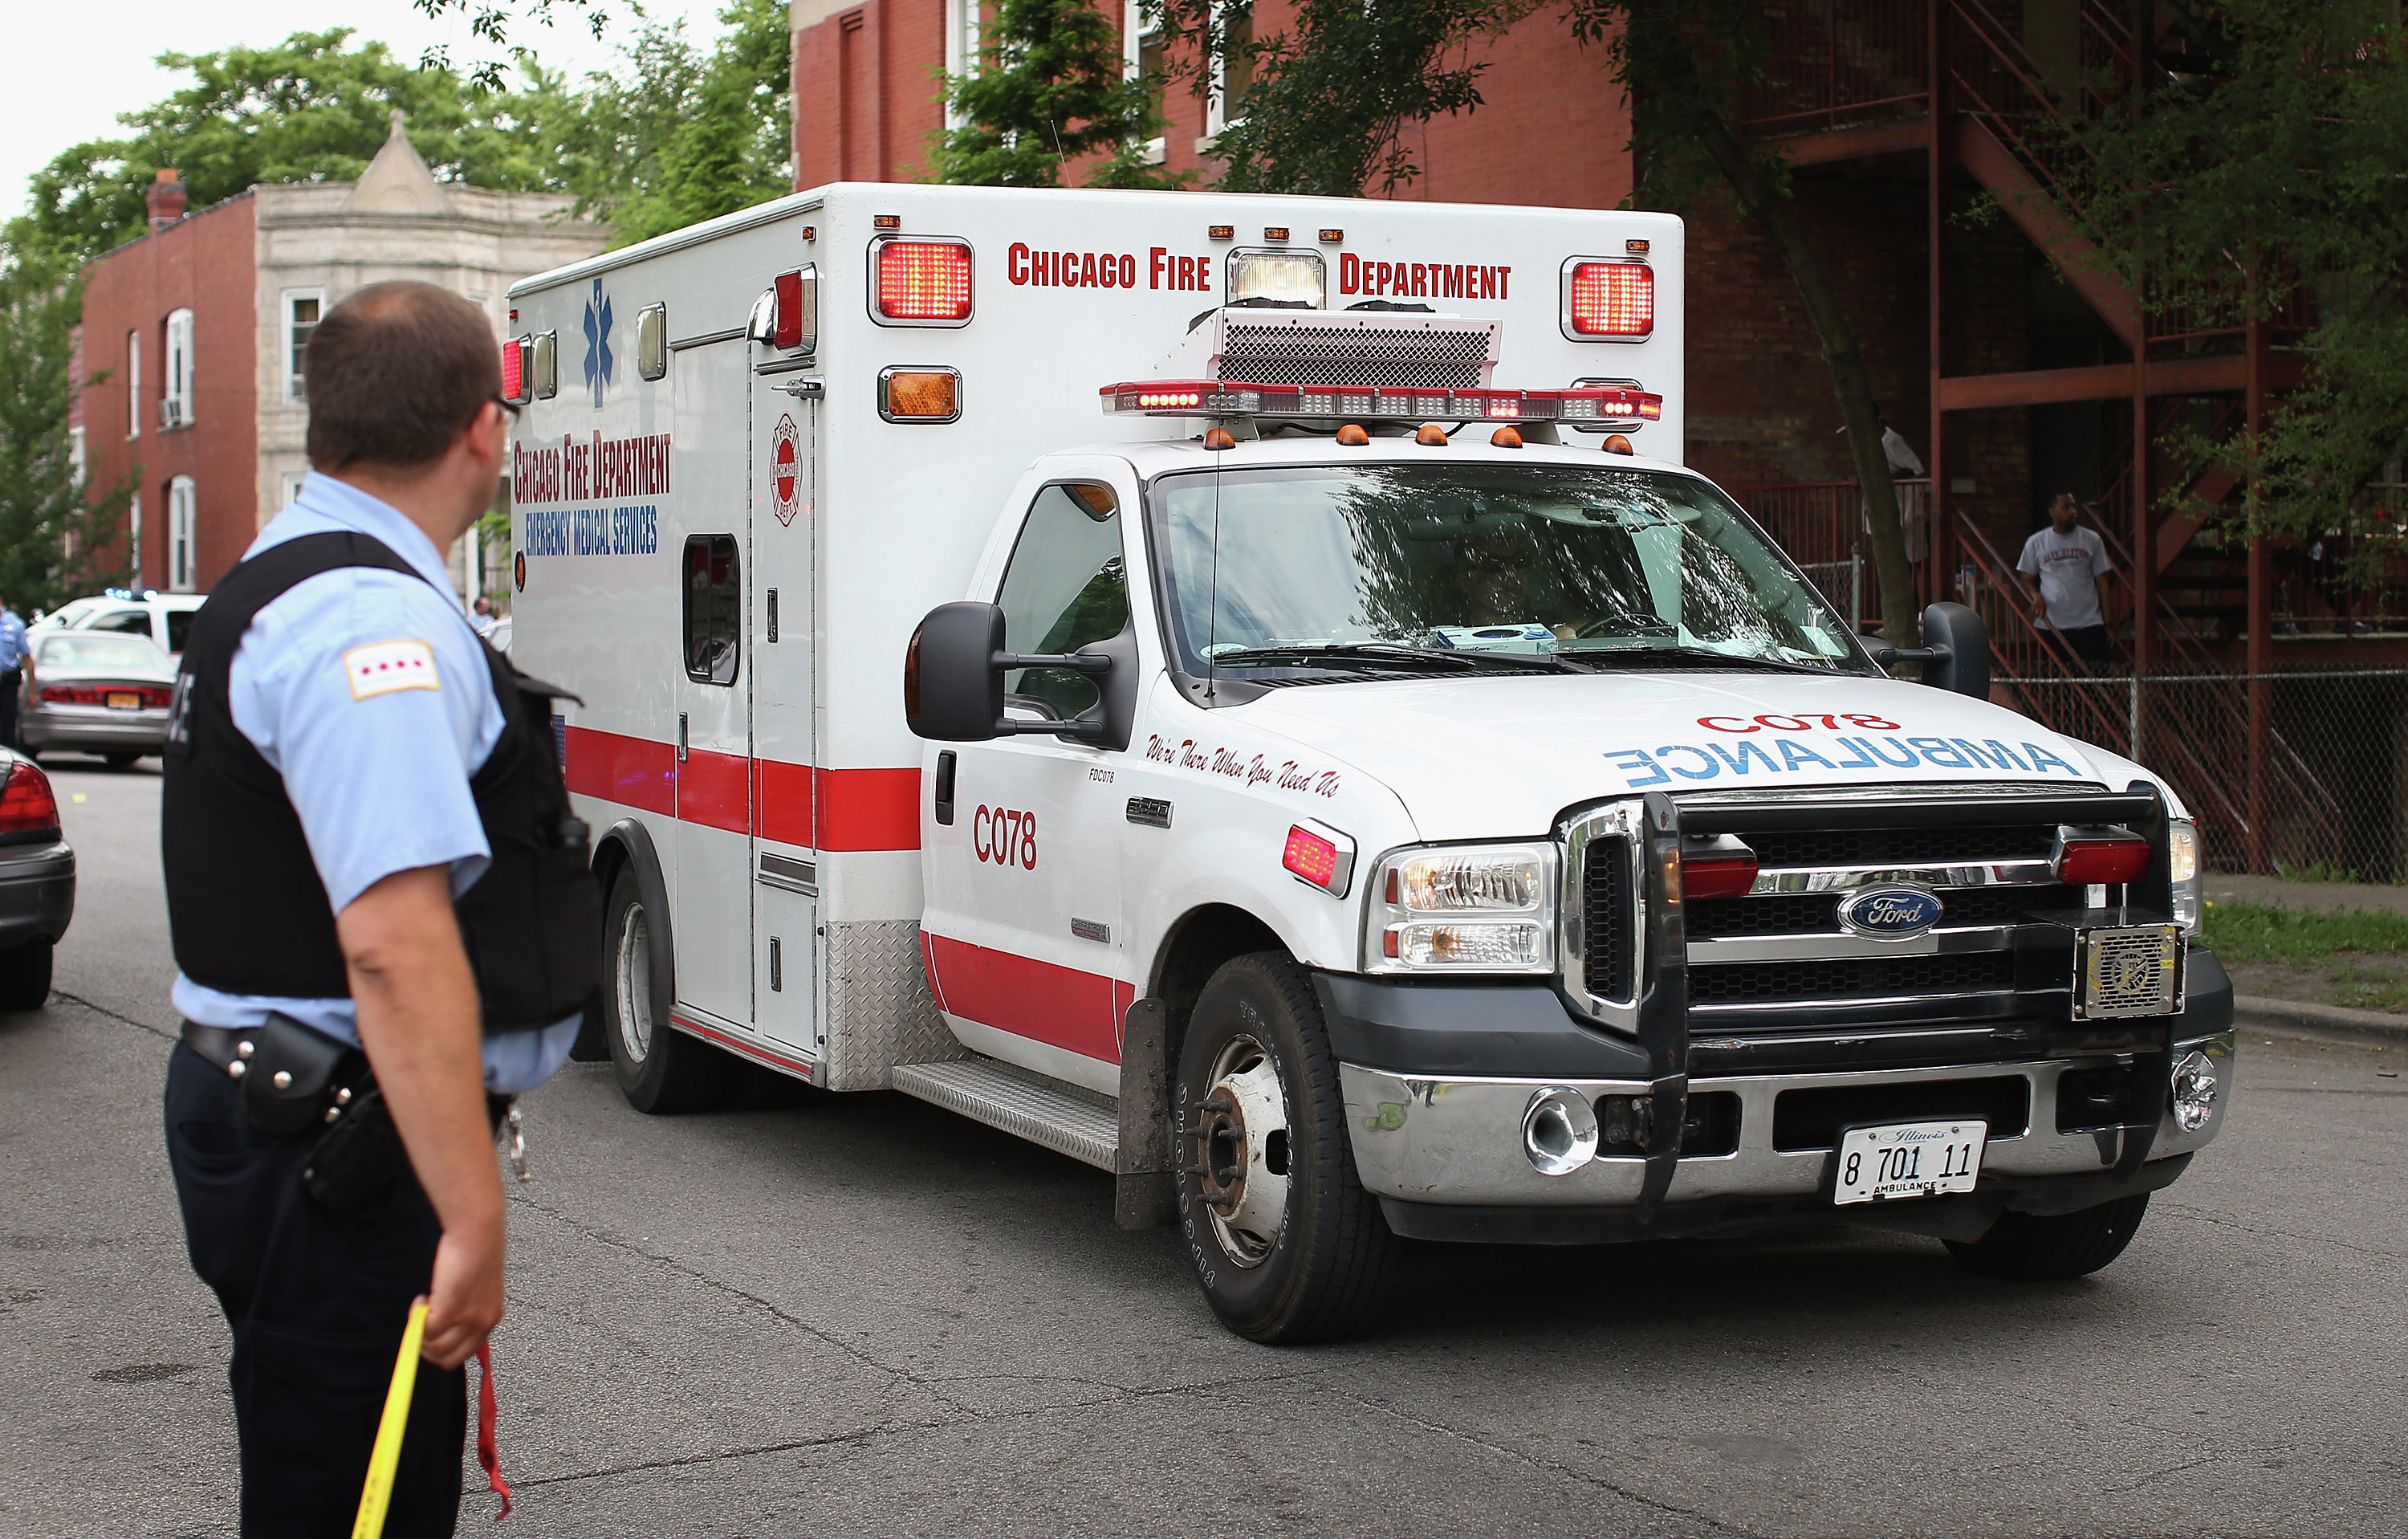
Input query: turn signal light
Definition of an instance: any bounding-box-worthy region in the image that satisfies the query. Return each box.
[2057,835,2150,885]
[1283,820,1357,897]
[1681,851,1759,902]
[0,761,60,835]
[878,367,961,423]
[1567,261,1654,338]
[874,239,973,323]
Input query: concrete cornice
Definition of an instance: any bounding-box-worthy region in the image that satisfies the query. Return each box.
[792,0,855,32]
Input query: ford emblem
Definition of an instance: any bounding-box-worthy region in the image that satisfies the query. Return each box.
[1837,886,1944,938]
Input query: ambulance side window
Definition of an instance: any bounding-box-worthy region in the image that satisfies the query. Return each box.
[683,534,740,685]
[995,483,1126,721]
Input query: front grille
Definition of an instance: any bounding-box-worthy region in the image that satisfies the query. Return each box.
[1746,824,2057,869]
[1222,321,1495,390]
[1583,836,1634,1000]
[1686,881,2085,938]
[1690,951,2016,1005]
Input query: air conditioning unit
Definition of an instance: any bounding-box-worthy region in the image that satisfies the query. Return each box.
[160,397,192,430]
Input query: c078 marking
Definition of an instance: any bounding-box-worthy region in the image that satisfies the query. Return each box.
[1699,713,1902,733]
[972,805,1038,869]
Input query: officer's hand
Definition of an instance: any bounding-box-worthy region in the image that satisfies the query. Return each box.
[420,1217,506,1370]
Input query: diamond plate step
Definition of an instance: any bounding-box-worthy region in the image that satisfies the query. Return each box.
[891,1059,1119,1171]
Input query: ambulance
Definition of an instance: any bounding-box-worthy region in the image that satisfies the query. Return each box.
[506,184,2234,1343]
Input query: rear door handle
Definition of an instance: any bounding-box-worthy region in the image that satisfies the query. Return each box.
[677,712,689,762]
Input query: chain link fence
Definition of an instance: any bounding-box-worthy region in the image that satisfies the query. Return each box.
[1995,665,2408,880]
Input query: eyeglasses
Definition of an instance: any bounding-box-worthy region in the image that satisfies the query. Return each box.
[490,396,522,422]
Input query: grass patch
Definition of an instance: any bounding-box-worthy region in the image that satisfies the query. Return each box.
[2328,963,2408,1015]
[2201,901,2408,963]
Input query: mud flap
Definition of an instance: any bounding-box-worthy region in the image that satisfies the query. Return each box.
[1115,996,1178,1229]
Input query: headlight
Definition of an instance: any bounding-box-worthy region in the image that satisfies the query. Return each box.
[2168,819,2202,934]
[1365,842,1558,975]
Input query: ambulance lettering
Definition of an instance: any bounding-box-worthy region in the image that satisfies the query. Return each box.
[1145,735,1340,798]
[1337,253,1512,301]
[1605,737,2083,787]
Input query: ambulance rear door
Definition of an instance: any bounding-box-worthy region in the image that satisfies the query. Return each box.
[750,362,820,1062]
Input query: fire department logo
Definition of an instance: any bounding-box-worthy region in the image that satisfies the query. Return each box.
[771,413,800,526]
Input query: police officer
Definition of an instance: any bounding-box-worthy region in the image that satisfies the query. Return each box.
[161,281,598,1536]
[0,590,26,749]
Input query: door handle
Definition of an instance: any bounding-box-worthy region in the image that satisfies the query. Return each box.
[677,712,689,762]
[770,378,824,398]
[934,750,956,826]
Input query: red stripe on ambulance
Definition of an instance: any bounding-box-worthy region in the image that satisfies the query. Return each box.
[924,934,1134,1065]
[563,727,921,851]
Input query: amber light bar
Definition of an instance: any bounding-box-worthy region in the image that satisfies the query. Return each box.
[1100,380,1663,423]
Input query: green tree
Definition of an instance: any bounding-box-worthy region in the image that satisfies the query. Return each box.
[409,0,609,88]
[6,29,560,270]
[2057,0,2408,580]
[541,0,795,245]
[0,261,136,611]
[1153,0,1531,196]
[930,0,1189,188]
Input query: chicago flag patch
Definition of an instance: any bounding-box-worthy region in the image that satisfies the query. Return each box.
[344,639,441,699]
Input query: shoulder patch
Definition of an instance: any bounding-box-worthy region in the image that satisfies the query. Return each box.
[344,639,441,699]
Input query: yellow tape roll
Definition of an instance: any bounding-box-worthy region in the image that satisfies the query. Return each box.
[352,1301,429,1539]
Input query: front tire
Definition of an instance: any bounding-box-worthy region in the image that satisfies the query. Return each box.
[602,868,739,1114]
[0,940,51,1011]
[1176,952,1396,1344]
[1944,1193,2151,1280]
[104,751,140,770]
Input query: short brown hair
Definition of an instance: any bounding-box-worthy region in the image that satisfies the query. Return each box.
[304,281,499,470]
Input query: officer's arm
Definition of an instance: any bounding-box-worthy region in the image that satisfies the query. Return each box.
[339,864,504,1371]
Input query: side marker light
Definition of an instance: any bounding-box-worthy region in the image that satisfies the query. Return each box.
[1491,426,1523,448]
[1415,424,1450,446]
[1603,434,1635,455]
[1336,424,1370,446]
[1282,820,1357,897]
[1204,427,1238,450]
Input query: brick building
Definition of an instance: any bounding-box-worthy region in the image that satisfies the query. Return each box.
[72,115,606,599]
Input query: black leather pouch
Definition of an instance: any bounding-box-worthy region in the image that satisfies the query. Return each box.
[302,1086,410,1217]
[237,1015,360,1138]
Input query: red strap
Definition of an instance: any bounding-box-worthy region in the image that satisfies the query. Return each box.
[475,1342,512,1521]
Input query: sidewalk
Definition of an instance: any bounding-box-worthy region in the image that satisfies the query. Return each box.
[2202,870,2408,1044]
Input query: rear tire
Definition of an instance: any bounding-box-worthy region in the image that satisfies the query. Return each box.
[1944,1193,2151,1280]
[1176,952,1397,1344]
[601,868,739,1114]
[104,751,140,770]
[0,940,53,1012]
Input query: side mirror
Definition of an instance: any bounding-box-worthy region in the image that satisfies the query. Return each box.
[1871,601,1989,699]
[905,602,1007,741]
[903,601,1127,745]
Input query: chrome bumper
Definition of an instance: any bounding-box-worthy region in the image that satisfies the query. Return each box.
[1340,1029,2231,1208]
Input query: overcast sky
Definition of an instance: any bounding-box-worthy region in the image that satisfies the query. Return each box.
[3,1,728,224]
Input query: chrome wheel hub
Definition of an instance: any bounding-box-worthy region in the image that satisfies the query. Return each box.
[615,905,653,1061]
[1195,1036,1291,1267]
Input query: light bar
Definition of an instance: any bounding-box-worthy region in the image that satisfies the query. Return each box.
[1100,380,1663,423]
[1564,259,1655,340]
[873,237,973,325]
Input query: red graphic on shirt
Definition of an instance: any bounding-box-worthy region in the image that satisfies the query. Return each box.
[771,414,800,527]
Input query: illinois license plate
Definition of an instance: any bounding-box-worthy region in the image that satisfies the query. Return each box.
[1832,1120,1986,1205]
[106,691,141,710]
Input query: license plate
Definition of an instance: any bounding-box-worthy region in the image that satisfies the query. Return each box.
[106,691,141,710]
[1832,1120,1986,1206]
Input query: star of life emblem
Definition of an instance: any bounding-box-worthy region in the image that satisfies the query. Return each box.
[771,413,800,527]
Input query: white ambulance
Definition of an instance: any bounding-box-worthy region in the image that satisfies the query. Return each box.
[506,184,2233,1343]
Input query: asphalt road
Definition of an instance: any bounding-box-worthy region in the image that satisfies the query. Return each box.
[6,759,2405,1538]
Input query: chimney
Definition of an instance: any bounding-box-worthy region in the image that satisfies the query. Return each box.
[147,169,188,232]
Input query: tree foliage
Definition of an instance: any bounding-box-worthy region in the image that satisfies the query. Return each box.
[409,0,609,89]
[0,262,135,611]
[1151,0,1531,196]
[930,0,1188,188]
[2057,0,2408,566]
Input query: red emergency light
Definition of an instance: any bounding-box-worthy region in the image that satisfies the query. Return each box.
[1566,261,1655,340]
[2056,833,2151,886]
[1680,849,1760,902]
[875,238,973,324]
[1100,380,1662,425]
[499,336,531,405]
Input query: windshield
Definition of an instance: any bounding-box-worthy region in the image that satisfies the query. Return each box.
[1147,462,1868,678]
[39,633,168,672]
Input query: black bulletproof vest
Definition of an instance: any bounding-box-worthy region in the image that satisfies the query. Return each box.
[161,531,602,1032]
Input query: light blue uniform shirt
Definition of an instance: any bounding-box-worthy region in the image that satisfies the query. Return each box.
[0,609,26,673]
[170,473,579,1094]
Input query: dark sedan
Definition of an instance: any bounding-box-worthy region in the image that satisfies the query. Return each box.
[20,631,177,767]
[0,749,71,1009]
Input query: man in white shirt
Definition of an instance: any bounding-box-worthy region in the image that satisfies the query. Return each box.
[2015,493,2115,668]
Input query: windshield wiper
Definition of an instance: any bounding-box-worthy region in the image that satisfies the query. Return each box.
[1209,643,1586,674]
[1560,643,1856,676]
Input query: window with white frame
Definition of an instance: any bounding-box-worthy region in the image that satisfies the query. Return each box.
[1206,1,1254,137]
[168,476,198,592]
[125,331,140,440]
[1124,1,1167,164]
[284,291,322,401]
[128,491,142,577]
[163,308,196,430]
[67,427,86,487]
[282,473,305,509]
[945,0,982,129]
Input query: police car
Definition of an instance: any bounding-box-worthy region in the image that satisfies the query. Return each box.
[507,185,2231,1342]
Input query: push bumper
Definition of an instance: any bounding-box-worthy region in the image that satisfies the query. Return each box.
[0,839,75,949]
[1322,958,2234,1244]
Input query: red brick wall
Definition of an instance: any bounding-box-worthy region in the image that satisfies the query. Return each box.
[795,0,951,185]
[77,193,258,593]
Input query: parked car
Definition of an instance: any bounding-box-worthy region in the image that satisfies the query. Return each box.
[20,631,177,767]
[38,589,207,657]
[0,749,73,1009]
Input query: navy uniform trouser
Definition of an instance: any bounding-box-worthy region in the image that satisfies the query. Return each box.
[165,1044,466,1537]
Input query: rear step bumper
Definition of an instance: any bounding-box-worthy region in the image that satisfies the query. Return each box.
[892,1058,1119,1171]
